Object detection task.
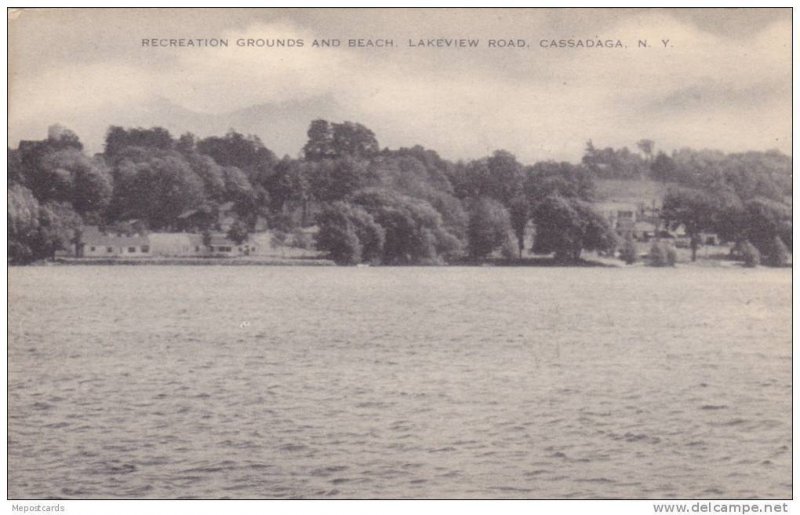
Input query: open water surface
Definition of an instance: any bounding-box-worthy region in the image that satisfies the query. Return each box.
[8,266,792,498]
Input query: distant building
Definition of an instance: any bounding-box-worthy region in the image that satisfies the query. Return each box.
[72,226,272,259]
[595,202,638,235]
[700,232,720,246]
[633,221,658,241]
[77,226,150,257]
[207,234,253,256]
[151,232,257,257]
[149,233,206,257]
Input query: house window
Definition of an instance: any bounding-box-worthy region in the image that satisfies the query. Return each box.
[195,246,200,252]
[90,246,96,252]
[128,247,136,253]
[141,246,150,253]
[107,247,113,253]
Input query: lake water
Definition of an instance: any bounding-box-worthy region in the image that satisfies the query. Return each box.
[8,266,792,499]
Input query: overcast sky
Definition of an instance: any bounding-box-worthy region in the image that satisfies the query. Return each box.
[8,8,791,163]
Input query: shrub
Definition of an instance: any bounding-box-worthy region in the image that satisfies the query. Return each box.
[619,233,638,265]
[501,233,518,261]
[741,241,760,268]
[764,235,789,267]
[665,244,677,266]
[290,228,314,249]
[226,220,249,245]
[649,241,676,267]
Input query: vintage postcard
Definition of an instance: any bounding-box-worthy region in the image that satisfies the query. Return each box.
[6,7,792,509]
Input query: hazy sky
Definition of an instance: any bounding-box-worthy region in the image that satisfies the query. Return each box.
[8,8,791,163]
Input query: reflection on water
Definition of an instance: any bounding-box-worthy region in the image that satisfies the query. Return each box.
[8,266,791,499]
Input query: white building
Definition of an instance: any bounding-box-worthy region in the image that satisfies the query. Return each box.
[594,201,638,234]
[149,233,206,257]
[78,226,150,257]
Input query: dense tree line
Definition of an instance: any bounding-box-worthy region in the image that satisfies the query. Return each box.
[580,138,791,265]
[7,122,792,266]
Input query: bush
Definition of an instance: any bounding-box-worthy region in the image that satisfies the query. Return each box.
[501,233,518,261]
[226,220,249,244]
[741,240,761,268]
[619,233,638,265]
[290,228,314,249]
[649,241,676,267]
[764,235,789,267]
[665,244,677,266]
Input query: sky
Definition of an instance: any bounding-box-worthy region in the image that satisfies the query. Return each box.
[8,8,792,163]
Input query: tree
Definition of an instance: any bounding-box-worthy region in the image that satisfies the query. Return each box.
[524,161,595,204]
[303,120,380,161]
[661,188,719,261]
[109,152,206,229]
[763,235,789,267]
[448,150,523,205]
[485,150,524,205]
[351,188,462,264]
[8,184,42,263]
[532,195,617,262]
[8,183,82,263]
[467,197,512,259]
[741,198,791,257]
[227,220,250,245]
[331,122,380,160]
[620,233,638,264]
[40,149,113,215]
[740,241,760,268]
[47,124,83,150]
[315,202,385,265]
[651,151,677,183]
[186,153,226,201]
[196,130,276,172]
[14,128,112,219]
[582,141,648,180]
[508,196,529,258]
[8,148,24,186]
[303,119,337,161]
[105,126,174,158]
[309,157,377,202]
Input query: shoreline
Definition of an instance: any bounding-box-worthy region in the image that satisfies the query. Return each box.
[15,255,780,269]
[47,256,337,266]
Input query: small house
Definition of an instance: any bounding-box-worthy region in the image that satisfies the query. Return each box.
[595,202,638,235]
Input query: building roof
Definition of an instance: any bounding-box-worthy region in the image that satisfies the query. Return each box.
[80,226,149,247]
